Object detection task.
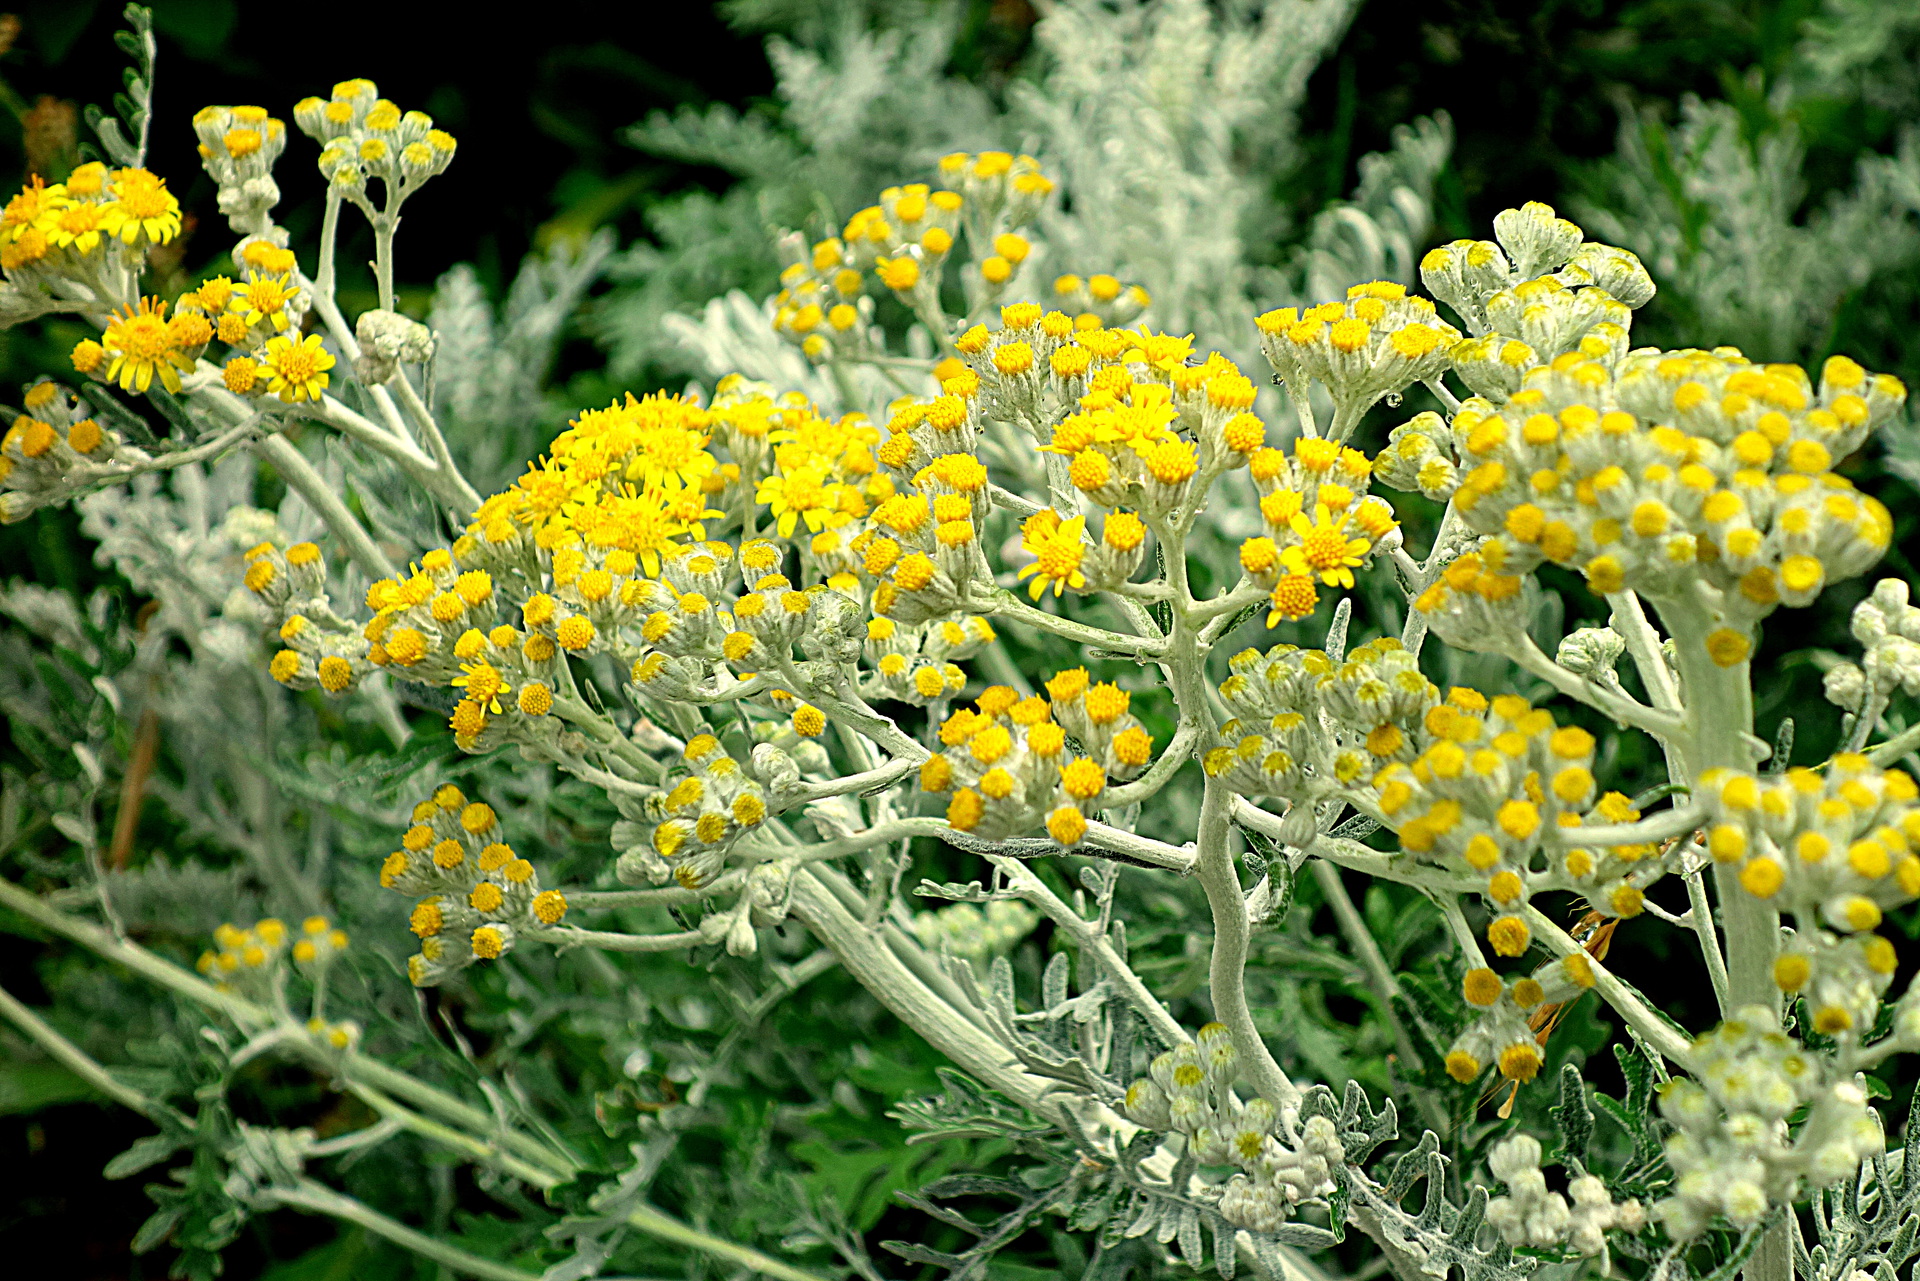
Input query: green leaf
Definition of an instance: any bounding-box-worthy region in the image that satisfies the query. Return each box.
[130,1202,184,1254]
[1548,1063,1593,1167]
[105,1132,182,1179]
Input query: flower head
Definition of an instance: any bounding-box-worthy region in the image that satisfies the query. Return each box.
[261,332,335,403]
[1016,509,1089,599]
[101,298,195,394]
[1283,504,1371,588]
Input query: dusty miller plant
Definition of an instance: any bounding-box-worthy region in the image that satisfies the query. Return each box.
[5,6,1920,1281]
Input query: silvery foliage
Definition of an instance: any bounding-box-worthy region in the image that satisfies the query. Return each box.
[1801,1136,1920,1281]
[613,0,1452,386]
[429,230,615,491]
[0,453,402,932]
[1576,0,1920,364]
[596,0,999,378]
[1015,0,1448,373]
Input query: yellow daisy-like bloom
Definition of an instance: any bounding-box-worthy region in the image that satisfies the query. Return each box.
[755,460,843,538]
[1016,509,1089,599]
[260,333,335,403]
[452,661,510,714]
[231,271,299,331]
[1,176,55,241]
[99,168,182,246]
[101,298,194,394]
[1282,504,1370,588]
[631,423,716,490]
[46,200,107,255]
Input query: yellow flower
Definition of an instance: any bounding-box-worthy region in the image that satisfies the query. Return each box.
[452,661,510,714]
[231,271,299,331]
[46,201,107,255]
[1015,509,1089,599]
[1282,504,1370,588]
[101,298,195,394]
[261,333,335,403]
[755,460,843,538]
[0,177,55,241]
[100,168,182,246]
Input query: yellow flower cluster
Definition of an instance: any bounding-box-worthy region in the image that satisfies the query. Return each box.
[946,300,1398,624]
[861,613,992,706]
[1241,437,1397,623]
[1256,281,1461,429]
[295,78,457,193]
[618,734,773,888]
[1411,353,1906,663]
[381,783,566,986]
[1699,755,1920,949]
[1015,507,1147,600]
[1050,272,1149,330]
[196,914,348,986]
[789,152,1050,340]
[1372,694,1651,941]
[1208,636,1659,950]
[65,240,325,403]
[918,671,1155,846]
[771,234,876,361]
[1445,953,1597,1084]
[192,104,288,186]
[0,380,115,517]
[0,162,181,276]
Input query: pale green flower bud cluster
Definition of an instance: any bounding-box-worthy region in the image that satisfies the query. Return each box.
[1121,1024,1343,1235]
[1207,637,1439,802]
[1484,1134,1643,1256]
[192,104,288,234]
[1825,579,1920,714]
[1553,625,1627,678]
[1655,1007,1880,1241]
[909,899,1041,962]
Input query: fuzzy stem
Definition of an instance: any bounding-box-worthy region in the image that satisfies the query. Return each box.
[253,435,396,580]
[985,854,1189,1049]
[0,982,169,1119]
[270,1180,537,1281]
[1195,784,1300,1107]
[1519,905,1696,1069]
[787,869,1052,1108]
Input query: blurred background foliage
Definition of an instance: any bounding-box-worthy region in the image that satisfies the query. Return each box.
[1,1,1918,1277]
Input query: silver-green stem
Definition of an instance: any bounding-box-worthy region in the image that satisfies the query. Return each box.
[0,981,170,1119]
[985,854,1188,1049]
[270,1180,538,1281]
[373,213,398,314]
[787,869,1050,1108]
[1648,592,1787,1281]
[1519,906,1696,1068]
[1195,783,1300,1107]
[315,190,343,299]
[1869,720,1920,765]
[253,435,397,580]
